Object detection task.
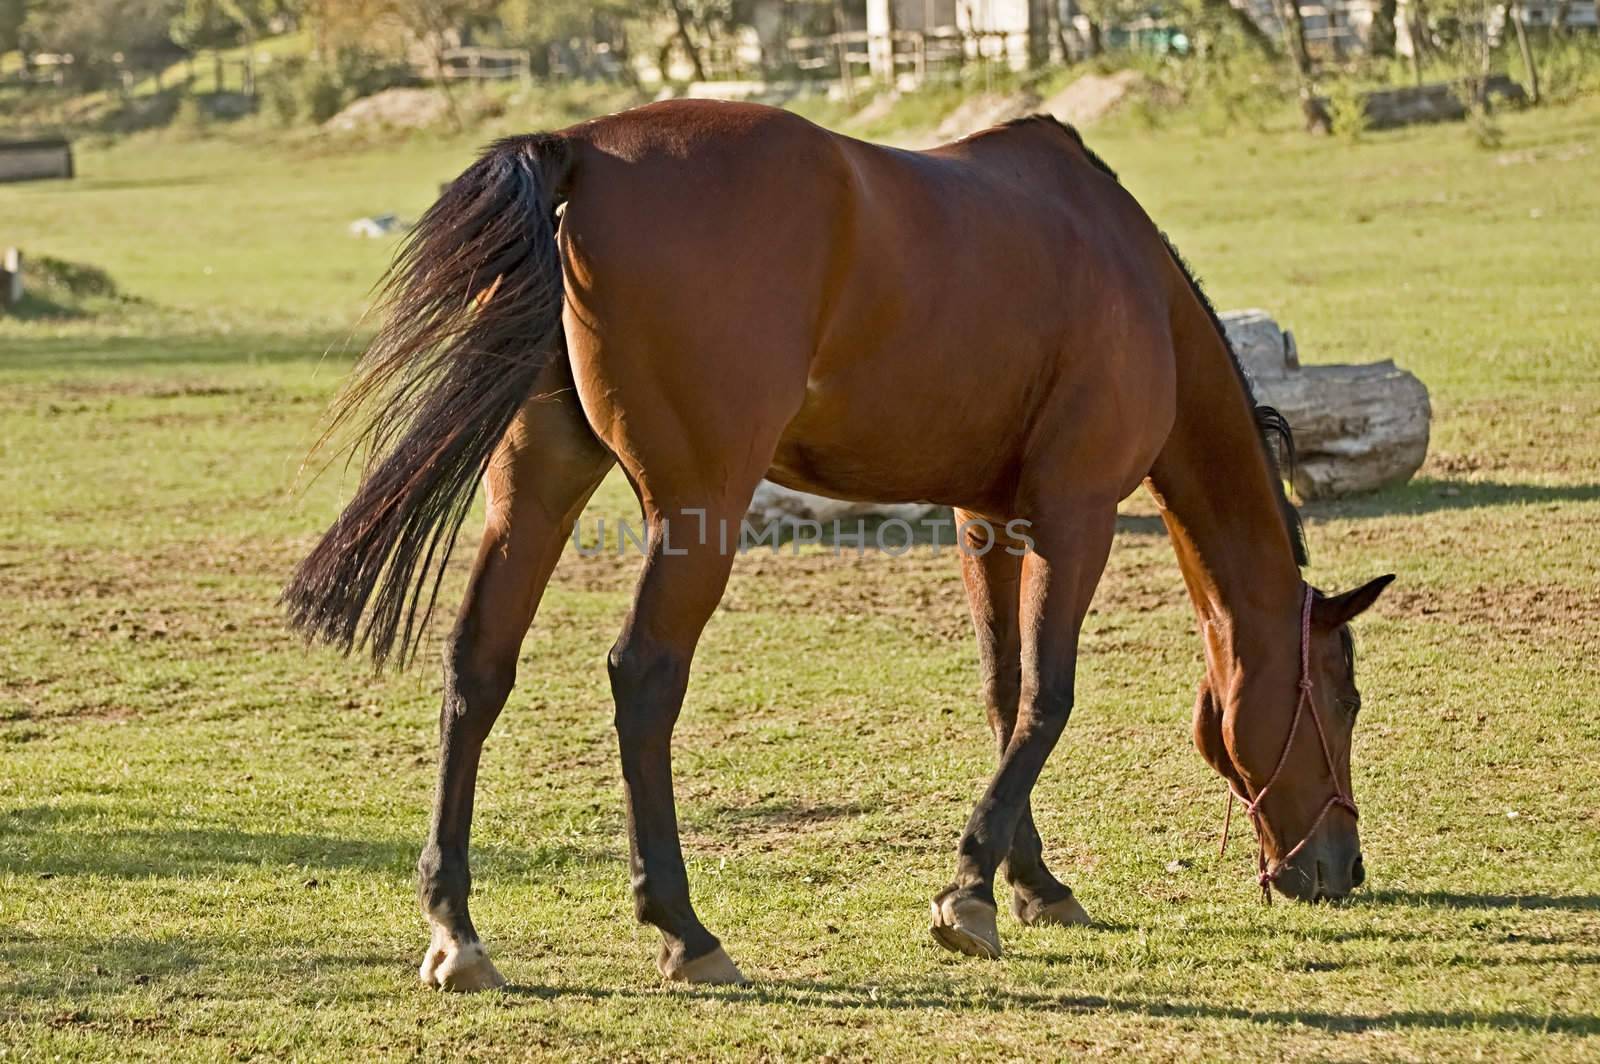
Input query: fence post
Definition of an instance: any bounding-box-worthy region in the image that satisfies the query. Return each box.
[2,248,22,309]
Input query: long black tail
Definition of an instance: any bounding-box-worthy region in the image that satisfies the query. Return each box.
[285,133,573,668]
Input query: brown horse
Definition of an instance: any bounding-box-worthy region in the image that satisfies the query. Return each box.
[286,99,1393,990]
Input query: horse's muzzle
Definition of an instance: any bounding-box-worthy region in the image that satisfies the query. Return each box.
[1274,840,1365,902]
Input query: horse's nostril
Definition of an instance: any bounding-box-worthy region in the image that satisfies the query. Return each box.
[1350,853,1366,888]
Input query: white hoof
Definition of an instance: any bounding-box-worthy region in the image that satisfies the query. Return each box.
[929,894,1002,959]
[660,945,748,985]
[419,929,507,992]
[1013,891,1092,928]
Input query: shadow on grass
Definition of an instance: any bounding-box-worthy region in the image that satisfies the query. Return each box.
[0,803,612,880]
[0,292,93,322]
[0,333,359,372]
[503,978,1600,1036]
[1112,479,1600,543]
[699,799,870,828]
[1305,478,1600,519]
[1360,890,1600,912]
[0,933,207,994]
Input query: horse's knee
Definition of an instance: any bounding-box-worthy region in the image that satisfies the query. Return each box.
[607,636,689,734]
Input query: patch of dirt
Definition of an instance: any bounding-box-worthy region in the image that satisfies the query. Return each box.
[324,89,450,132]
[1042,70,1168,127]
[683,798,869,856]
[1381,581,1596,646]
[931,91,1041,143]
[1423,395,1600,480]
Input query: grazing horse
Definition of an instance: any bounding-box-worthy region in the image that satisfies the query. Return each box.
[285,99,1393,990]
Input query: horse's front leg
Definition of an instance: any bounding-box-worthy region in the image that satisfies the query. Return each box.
[954,511,1091,930]
[417,393,613,991]
[932,506,1116,959]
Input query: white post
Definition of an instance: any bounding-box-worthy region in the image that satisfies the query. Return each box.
[2,248,21,308]
[867,0,897,81]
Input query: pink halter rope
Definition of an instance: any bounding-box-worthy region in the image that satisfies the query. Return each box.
[1219,585,1357,902]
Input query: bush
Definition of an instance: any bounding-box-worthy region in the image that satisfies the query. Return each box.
[171,94,209,138]
[251,46,415,128]
[330,45,414,100]
[258,60,303,126]
[34,256,119,300]
[300,65,346,124]
[1326,80,1370,143]
[1535,35,1600,104]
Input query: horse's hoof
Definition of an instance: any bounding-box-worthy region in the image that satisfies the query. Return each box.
[1012,890,1091,928]
[659,945,748,985]
[419,937,507,992]
[929,893,1001,959]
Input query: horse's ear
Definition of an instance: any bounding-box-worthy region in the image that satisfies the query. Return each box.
[1316,574,1395,627]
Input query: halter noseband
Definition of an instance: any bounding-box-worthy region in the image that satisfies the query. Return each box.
[1219,585,1357,902]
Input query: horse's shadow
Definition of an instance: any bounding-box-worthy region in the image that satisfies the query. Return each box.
[1113,480,1600,539]
[1357,889,1600,912]
[501,976,1600,1036]
[0,802,609,881]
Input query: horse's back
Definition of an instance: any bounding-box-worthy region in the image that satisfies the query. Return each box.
[557,100,1178,513]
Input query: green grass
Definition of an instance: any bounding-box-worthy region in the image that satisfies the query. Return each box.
[2,94,1599,1061]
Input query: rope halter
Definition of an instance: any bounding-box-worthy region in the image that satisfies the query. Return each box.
[1219,585,1358,903]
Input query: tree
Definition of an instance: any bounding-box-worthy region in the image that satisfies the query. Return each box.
[1273,0,1332,132]
[1,0,27,55]
[22,0,183,89]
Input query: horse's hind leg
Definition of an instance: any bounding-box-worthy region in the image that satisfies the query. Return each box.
[606,484,765,984]
[417,373,614,991]
[954,511,1091,930]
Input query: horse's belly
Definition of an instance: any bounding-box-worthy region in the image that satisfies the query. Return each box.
[765,345,1040,512]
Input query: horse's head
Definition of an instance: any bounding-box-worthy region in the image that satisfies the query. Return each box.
[1193,575,1394,902]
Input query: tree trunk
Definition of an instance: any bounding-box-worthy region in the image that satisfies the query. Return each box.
[1405,0,1427,84]
[1508,1,1540,103]
[831,0,854,103]
[1371,0,1398,55]
[1202,0,1279,57]
[1276,0,1330,132]
[1551,0,1572,34]
[666,0,709,81]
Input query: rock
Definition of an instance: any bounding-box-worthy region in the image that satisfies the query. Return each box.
[1220,310,1431,499]
[324,88,449,132]
[932,91,1040,142]
[1041,70,1156,128]
[348,213,407,238]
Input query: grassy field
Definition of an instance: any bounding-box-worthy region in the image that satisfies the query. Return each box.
[2,93,1599,1060]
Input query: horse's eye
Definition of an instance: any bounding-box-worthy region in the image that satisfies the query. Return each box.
[1339,695,1362,716]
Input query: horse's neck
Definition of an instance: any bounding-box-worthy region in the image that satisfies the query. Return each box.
[1146,295,1302,661]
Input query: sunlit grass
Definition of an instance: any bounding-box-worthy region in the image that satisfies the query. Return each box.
[1,94,1597,1060]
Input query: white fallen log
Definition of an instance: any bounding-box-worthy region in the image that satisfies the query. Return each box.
[1221,310,1431,499]
[745,481,940,526]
